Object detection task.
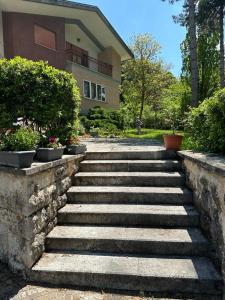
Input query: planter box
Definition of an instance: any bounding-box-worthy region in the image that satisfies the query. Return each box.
[67,144,87,155]
[0,151,36,168]
[36,147,66,162]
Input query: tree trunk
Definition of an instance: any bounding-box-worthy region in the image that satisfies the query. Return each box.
[139,94,144,120]
[139,66,145,120]
[188,0,199,106]
[219,2,225,88]
[155,111,158,129]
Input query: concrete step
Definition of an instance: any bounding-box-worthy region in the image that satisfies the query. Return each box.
[46,226,208,256]
[86,150,177,160]
[31,253,222,295]
[80,160,182,172]
[58,204,199,227]
[73,172,185,187]
[67,186,193,205]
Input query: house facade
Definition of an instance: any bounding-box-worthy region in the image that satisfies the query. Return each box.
[0,0,133,114]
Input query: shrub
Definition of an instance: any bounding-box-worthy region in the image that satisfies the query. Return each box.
[89,123,121,138]
[185,88,225,154]
[87,106,106,120]
[0,57,81,141]
[142,109,167,129]
[0,128,40,151]
[162,96,182,133]
[80,106,125,133]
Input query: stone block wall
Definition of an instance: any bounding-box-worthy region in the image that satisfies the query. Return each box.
[0,155,84,272]
[179,151,225,295]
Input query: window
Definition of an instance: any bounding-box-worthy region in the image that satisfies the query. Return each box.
[91,83,97,100]
[34,25,56,50]
[101,87,106,102]
[84,81,90,98]
[97,85,102,100]
[83,81,106,102]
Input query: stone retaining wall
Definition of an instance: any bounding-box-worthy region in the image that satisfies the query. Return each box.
[179,151,225,294]
[0,155,84,272]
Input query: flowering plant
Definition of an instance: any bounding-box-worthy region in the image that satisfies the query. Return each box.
[46,136,62,149]
[67,136,80,145]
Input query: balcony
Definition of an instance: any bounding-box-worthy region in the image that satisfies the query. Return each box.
[65,42,113,77]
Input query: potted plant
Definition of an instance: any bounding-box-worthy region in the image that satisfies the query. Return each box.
[36,136,66,162]
[163,99,183,151]
[0,127,40,168]
[67,135,87,155]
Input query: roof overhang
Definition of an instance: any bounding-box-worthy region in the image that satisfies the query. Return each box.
[0,0,133,61]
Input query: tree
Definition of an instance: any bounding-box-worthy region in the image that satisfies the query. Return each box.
[162,0,199,106]
[162,80,191,123]
[181,31,220,102]
[122,34,174,122]
[198,0,225,88]
[188,0,199,106]
[219,1,225,88]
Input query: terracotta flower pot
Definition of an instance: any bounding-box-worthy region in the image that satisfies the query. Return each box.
[163,134,183,151]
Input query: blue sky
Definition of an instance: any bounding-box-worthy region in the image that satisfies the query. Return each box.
[73,0,186,77]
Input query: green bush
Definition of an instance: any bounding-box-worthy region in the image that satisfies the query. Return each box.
[80,106,125,134]
[79,116,90,131]
[89,123,121,138]
[88,106,106,120]
[0,57,81,141]
[185,88,225,154]
[142,109,168,129]
[0,128,40,151]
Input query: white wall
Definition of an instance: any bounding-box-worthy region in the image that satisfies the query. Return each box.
[65,24,99,59]
[0,11,4,58]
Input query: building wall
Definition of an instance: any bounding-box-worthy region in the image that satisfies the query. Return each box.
[2,12,66,69]
[98,47,121,82]
[2,12,122,113]
[65,24,99,60]
[67,61,120,114]
[0,11,4,58]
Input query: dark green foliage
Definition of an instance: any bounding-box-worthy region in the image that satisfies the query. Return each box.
[185,88,225,154]
[79,116,91,131]
[181,32,220,102]
[88,106,106,120]
[0,128,40,151]
[80,106,125,132]
[0,57,81,141]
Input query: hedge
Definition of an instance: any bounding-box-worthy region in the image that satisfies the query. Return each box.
[185,88,225,154]
[0,57,81,141]
[80,106,125,131]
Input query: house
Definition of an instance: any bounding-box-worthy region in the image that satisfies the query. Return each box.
[0,0,133,114]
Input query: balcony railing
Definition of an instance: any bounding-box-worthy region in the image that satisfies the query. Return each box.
[65,44,113,77]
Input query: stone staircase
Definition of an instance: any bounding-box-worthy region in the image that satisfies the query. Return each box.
[31,149,222,298]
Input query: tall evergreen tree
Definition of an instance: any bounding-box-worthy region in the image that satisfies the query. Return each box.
[162,0,199,106]
[181,31,220,101]
[198,0,225,88]
[188,0,199,106]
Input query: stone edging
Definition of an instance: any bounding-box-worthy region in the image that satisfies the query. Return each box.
[178,150,225,177]
[0,154,85,176]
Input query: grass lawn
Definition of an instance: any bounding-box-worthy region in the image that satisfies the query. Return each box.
[124,128,184,142]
